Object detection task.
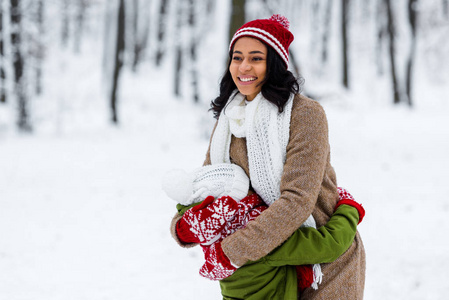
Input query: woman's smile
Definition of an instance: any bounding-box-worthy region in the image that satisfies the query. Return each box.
[238,76,258,84]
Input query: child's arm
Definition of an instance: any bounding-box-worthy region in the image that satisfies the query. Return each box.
[261,203,363,266]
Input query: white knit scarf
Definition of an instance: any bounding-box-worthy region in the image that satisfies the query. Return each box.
[210,91,322,289]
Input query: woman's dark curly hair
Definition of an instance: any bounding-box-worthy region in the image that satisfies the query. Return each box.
[210,42,303,119]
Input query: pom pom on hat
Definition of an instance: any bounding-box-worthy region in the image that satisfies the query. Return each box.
[270,14,290,30]
[229,14,294,67]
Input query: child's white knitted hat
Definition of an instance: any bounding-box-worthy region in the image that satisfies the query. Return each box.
[162,163,249,206]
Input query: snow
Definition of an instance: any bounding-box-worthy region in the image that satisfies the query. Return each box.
[1,2,449,299]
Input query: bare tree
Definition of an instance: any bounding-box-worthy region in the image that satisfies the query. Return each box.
[174,0,185,97]
[35,0,44,95]
[155,0,169,66]
[131,0,151,72]
[10,0,30,131]
[322,0,332,64]
[188,0,200,103]
[61,0,70,47]
[405,0,418,106]
[375,0,387,76]
[73,0,88,53]
[443,0,448,18]
[110,0,125,123]
[0,3,6,103]
[229,0,245,44]
[341,0,350,88]
[384,0,401,104]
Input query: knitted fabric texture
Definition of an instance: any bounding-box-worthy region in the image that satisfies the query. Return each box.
[199,194,267,281]
[229,14,294,67]
[210,91,322,289]
[162,163,249,206]
[182,196,239,246]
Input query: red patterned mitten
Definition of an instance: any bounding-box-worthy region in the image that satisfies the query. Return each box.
[336,187,365,224]
[182,195,239,245]
[199,242,237,281]
[221,193,268,238]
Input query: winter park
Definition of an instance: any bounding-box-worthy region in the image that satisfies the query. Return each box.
[1,0,449,299]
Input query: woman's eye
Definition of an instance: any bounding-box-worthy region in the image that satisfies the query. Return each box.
[232,56,242,61]
[252,57,263,61]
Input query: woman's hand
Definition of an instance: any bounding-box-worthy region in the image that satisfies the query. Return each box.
[180,195,239,245]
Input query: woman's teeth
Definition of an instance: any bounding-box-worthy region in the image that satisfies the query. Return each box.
[240,77,256,82]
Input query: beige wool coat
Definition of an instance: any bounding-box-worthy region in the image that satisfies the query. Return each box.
[170,94,366,299]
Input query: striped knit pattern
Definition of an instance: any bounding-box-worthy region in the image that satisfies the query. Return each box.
[229,15,294,67]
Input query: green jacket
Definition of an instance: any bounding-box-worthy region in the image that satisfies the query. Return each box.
[176,204,359,300]
[219,205,359,300]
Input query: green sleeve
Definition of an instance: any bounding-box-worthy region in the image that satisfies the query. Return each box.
[176,201,202,216]
[261,205,359,266]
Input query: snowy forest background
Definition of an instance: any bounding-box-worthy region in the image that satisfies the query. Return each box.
[1,0,449,299]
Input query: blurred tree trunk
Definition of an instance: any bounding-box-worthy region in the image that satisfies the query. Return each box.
[132,0,151,72]
[0,4,6,103]
[311,1,320,59]
[341,0,350,89]
[375,0,387,76]
[10,0,31,131]
[443,0,448,18]
[188,0,199,103]
[132,0,140,70]
[174,0,185,97]
[322,0,332,64]
[405,0,417,106]
[110,0,125,124]
[61,0,69,47]
[74,0,87,53]
[229,0,245,45]
[35,0,44,95]
[384,0,401,104]
[155,0,169,66]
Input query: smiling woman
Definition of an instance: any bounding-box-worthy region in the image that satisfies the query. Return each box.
[229,37,267,101]
[169,14,366,300]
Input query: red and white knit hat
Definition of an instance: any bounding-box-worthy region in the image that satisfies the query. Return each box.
[229,14,294,67]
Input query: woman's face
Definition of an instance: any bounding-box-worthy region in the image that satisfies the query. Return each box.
[229,37,267,101]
